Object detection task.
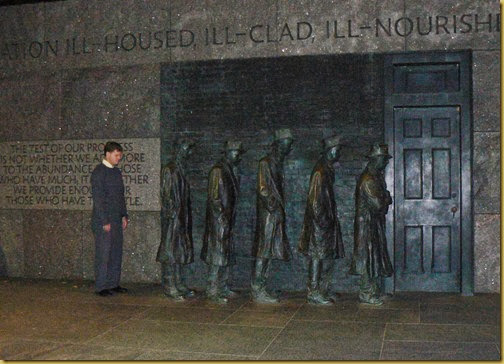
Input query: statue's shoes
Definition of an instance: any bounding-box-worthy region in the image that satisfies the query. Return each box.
[359,296,384,306]
[207,294,228,304]
[221,287,239,298]
[252,290,279,304]
[178,286,196,298]
[164,290,185,302]
[307,292,333,305]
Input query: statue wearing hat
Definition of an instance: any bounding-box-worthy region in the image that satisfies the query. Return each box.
[298,135,345,305]
[349,144,394,305]
[201,141,245,304]
[251,128,294,303]
[157,139,196,301]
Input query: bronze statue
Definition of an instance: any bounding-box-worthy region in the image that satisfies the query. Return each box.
[349,144,394,305]
[298,135,345,305]
[201,141,245,304]
[251,128,294,303]
[157,140,195,301]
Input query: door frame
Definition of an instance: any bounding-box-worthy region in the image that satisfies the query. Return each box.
[383,50,474,295]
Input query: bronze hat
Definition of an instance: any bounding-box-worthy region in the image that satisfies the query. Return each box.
[274,128,294,141]
[225,140,245,152]
[367,144,392,159]
[322,135,341,150]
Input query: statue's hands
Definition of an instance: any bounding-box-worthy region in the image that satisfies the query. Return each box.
[266,195,279,212]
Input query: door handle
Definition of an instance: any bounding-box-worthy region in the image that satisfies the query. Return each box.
[451,206,458,218]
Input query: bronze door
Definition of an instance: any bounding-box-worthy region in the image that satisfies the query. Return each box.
[384,51,473,294]
[394,106,461,291]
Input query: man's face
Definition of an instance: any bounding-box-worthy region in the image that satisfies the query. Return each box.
[227,150,242,166]
[278,138,293,156]
[326,145,341,163]
[105,150,123,166]
[180,144,194,159]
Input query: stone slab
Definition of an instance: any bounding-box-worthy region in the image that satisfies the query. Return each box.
[474,214,500,293]
[473,132,500,214]
[60,64,160,140]
[0,74,61,142]
[405,0,500,51]
[22,210,84,279]
[121,211,161,283]
[472,50,500,132]
[149,0,280,63]
[0,138,160,211]
[0,210,24,277]
[277,0,406,56]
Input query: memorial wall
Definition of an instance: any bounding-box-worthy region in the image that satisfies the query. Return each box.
[0,0,500,292]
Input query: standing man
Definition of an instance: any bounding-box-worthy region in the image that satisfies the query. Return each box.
[251,128,294,303]
[201,141,245,304]
[298,135,345,305]
[349,144,394,306]
[157,140,195,301]
[91,141,129,297]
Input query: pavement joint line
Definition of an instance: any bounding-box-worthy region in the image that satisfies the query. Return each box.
[80,304,152,346]
[494,342,501,355]
[379,322,388,360]
[384,339,500,344]
[385,322,499,327]
[137,347,258,359]
[256,300,304,360]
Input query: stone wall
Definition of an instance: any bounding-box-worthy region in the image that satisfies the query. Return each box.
[0,0,500,292]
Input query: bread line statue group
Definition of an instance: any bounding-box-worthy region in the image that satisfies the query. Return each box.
[157,128,394,306]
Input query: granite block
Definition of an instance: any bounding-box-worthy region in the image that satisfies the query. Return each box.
[381,341,501,361]
[33,344,143,361]
[474,214,500,293]
[0,3,45,73]
[385,323,500,343]
[472,50,500,132]
[0,339,63,360]
[60,64,160,140]
[170,0,280,62]
[473,132,500,214]
[405,0,500,51]
[0,74,62,141]
[82,211,94,280]
[23,210,84,279]
[277,0,406,56]
[42,0,171,71]
[87,319,281,355]
[0,210,23,277]
[121,211,161,283]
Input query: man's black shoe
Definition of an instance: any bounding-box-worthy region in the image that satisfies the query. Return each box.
[111,286,128,293]
[96,289,113,296]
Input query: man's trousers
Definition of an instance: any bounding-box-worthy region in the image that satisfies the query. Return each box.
[93,221,123,292]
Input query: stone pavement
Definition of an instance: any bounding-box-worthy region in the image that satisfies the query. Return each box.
[0,278,500,360]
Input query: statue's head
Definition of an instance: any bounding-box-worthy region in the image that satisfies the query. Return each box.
[322,135,342,163]
[176,139,195,160]
[224,141,245,166]
[367,144,392,170]
[272,128,294,157]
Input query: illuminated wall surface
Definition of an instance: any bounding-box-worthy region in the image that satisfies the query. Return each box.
[0,0,499,292]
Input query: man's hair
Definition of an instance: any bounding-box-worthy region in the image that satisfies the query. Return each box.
[103,141,123,156]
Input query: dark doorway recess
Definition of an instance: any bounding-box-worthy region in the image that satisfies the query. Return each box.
[384,51,473,295]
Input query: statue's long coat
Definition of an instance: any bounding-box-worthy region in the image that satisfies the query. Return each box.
[201,159,240,266]
[298,158,344,260]
[252,155,291,261]
[349,165,393,278]
[157,161,194,264]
